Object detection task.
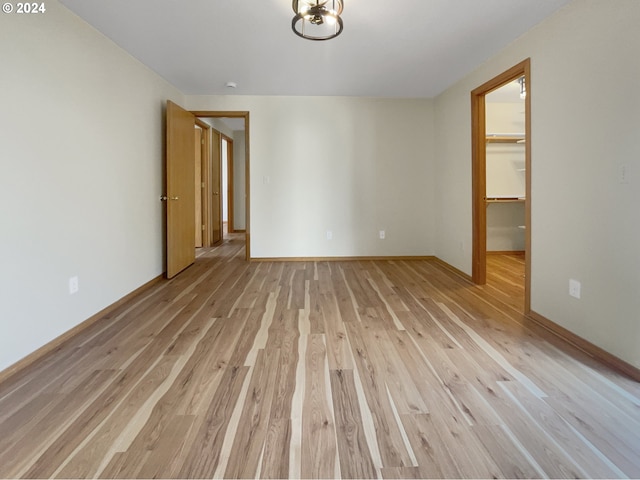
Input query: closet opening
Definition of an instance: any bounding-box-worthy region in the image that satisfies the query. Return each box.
[471,59,531,313]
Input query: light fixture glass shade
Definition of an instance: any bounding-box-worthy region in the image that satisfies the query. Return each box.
[292,0,344,41]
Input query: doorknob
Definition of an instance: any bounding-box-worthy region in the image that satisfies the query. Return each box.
[213,192,220,195]
[160,196,179,201]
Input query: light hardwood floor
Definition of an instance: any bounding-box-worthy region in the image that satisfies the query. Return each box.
[1,237,639,479]
[486,253,526,313]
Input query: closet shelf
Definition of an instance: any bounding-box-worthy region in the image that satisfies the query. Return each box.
[486,133,525,143]
[486,197,525,204]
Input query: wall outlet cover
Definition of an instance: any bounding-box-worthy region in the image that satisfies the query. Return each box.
[69,276,79,295]
[569,279,581,299]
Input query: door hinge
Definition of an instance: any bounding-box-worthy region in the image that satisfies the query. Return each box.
[202,225,206,231]
[201,182,205,188]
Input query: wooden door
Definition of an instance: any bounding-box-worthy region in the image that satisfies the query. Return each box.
[211,129,222,244]
[166,100,196,278]
[194,127,203,248]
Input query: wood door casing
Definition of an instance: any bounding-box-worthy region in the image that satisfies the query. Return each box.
[211,129,222,244]
[195,118,212,247]
[223,135,234,233]
[166,100,196,278]
[194,127,203,248]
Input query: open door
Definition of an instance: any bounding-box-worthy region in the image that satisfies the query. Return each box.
[211,129,222,244]
[165,100,196,278]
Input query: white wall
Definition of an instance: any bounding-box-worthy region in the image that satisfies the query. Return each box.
[0,1,184,370]
[434,0,640,368]
[186,96,436,258]
[232,131,247,230]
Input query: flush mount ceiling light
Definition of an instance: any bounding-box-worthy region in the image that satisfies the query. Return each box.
[292,0,343,41]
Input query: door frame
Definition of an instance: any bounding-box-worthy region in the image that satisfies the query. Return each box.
[209,128,223,246]
[191,110,250,261]
[221,134,235,233]
[194,119,211,246]
[471,58,531,313]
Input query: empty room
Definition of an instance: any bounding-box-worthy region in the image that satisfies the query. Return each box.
[1,0,639,478]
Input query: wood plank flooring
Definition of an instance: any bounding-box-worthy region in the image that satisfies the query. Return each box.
[1,237,639,479]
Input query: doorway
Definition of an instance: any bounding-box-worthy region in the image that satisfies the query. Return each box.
[471,59,531,313]
[192,111,250,260]
[164,103,250,278]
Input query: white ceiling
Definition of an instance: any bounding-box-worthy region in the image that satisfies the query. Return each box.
[59,0,571,98]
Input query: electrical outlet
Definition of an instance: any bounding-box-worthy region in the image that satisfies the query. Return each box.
[569,279,581,299]
[69,276,79,295]
[326,230,332,240]
[379,230,385,240]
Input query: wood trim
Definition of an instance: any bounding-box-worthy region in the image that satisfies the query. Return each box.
[0,275,164,386]
[471,82,487,285]
[432,257,473,283]
[191,111,250,261]
[221,134,235,233]
[203,125,211,246]
[523,59,532,315]
[487,250,525,255]
[210,128,223,244]
[251,256,436,262]
[244,114,250,261]
[190,111,249,118]
[194,118,209,129]
[195,119,211,246]
[527,311,640,382]
[471,58,531,314]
